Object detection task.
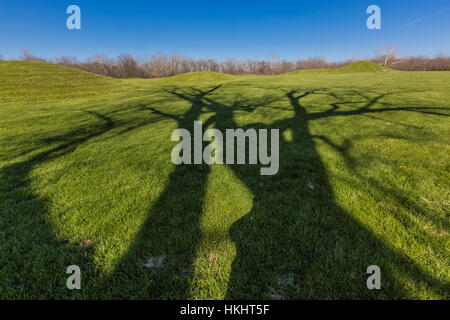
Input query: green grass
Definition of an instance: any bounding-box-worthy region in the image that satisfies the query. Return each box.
[284,60,391,75]
[0,61,449,299]
[162,71,237,82]
[337,61,392,73]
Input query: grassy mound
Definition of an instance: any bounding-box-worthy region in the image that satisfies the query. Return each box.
[164,71,236,82]
[282,69,335,76]
[283,61,391,76]
[0,61,118,102]
[338,61,391,73]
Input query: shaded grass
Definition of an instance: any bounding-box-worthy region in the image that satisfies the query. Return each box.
[0,62,449,299]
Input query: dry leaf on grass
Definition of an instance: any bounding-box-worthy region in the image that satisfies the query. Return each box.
[80,239,94,247]
[208,253,218,263]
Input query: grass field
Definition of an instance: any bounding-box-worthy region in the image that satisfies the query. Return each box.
[0,61,449,299]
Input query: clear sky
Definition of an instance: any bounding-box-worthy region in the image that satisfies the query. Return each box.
[1,0,449,61]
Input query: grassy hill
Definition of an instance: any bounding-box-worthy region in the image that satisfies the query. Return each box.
[0,61,119,103]
[338,61,391,73]
[283,61,391,76]
[163,71,236,82]
[0,62,449,299]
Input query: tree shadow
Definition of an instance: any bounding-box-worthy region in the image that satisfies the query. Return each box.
[0,85,224,299]
[2,83,448,299]
[219,90,449,299]
[151,86,449,299]
[91,85,224,298]
[0,110,117,298]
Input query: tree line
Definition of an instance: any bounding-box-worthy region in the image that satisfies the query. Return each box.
[3,49,450,78]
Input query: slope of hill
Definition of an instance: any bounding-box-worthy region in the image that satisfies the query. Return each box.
[337,61,391,73]
[163,71,236,82]
[282,68,336,76]
[283,61,392,76]
[0,61,119,103]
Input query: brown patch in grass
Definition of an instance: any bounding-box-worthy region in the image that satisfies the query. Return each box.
[208,252,218,264]
[80,239,94,247]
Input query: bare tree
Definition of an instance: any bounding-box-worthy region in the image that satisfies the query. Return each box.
[280,60,294,73]
[21,49,46,62]
[116,54,141,78]
[16,49,449,78]
[295,58,329,70]
[381,54,450,71]
[376,44,400,67]
[270,53,279,75]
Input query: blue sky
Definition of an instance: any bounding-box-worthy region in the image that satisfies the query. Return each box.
[0,0,449,61]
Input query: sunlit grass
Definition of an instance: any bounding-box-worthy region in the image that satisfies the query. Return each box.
[0,61,449,299]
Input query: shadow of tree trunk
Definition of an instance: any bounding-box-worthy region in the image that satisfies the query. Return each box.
[201,89,449,299]
[93,86,222,299]
[0,111,115,299]
[2,84,448,299]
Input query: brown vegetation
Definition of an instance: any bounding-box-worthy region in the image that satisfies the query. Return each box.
[12,49,450,78]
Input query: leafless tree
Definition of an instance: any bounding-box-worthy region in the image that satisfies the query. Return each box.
[279,60,294,73]
[383,54,450,71]
[270,53,279,75]
[21,49,46,62]
[376,44,401,67]
[14,48,450,78]
[296,58,329,70]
